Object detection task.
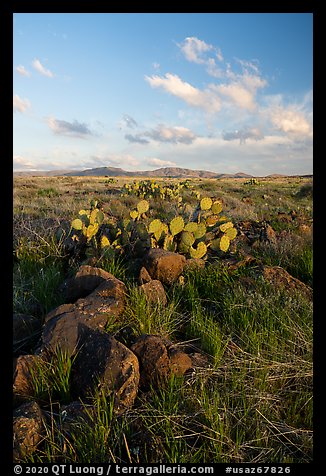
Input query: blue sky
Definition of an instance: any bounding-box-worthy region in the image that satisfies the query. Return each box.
[13,13,313,175]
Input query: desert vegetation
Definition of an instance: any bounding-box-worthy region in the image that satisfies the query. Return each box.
[13,174,313,464]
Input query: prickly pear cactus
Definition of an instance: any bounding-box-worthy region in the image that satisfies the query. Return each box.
[190,242,207,259]
[169,216,185,236]
[200,197,213,211]
[137,199,149,214]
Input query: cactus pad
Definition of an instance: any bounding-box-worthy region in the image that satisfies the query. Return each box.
[206,215,219,227]
[219,235,230,252]
[149,219,163,234]
[181,231,195,247]
[130,210,139,220]
[101,235,111,248]
[194,222,206,239]
[71,218,83,230]
[169,216,185,236]
[190,242,207,259]
[219,222,234,233]
[137,200,149,214]
[225,227,237,240]
[200,197,213,210]
[184,222,198,233]
[86,223,99,241]
[211,201,223,214]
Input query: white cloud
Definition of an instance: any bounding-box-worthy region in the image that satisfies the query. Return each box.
[146,157,177,167]
[213,83,257,110]
[32,58,54,78]
[179,37,214,64]
[269,106,312,136]
[13,94,31,113]
[211,74,267,111]
[145,73,221,113]
[15,65,31,77]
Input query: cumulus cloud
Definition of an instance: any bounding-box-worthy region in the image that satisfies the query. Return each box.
[178,37,225,79]
[145,73,221,113]
[32,58,54,78]
[47,117,93,138]
[146,38,268,114]
[179,37,214,64]
[146,157,177,167]
[269,106,311,137]
[13,94,31,113]
[15,65,31,77]
[211,74,267,111]
[125,124,196,145]
[148,124,196,144]
[222,127,264,144]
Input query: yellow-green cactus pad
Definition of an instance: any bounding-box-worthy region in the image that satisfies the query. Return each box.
[71,218,83,230]
[130,210,139,220]
[169,216,185,236]
[101,235,111,247]
[149,219,164,234]
[190,242,207,259]
[181,231,195,247]
[219,222,234,233]
[184,222,198,233]
[193,222,206,239]
[225,227,237,240]
[212,201,223,214]
[137,199,149,214]
[200,197,213,210]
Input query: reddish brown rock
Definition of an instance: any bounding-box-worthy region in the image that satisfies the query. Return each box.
[139,280,167,305]
[169,349,193,376]
[41,277,126,356]
[13,401,45,462]
[138,266,152,285]
[72,329,139,414]
[131,335,171,388]
[143,249,186,285]
[13,355,44,407]
[131,335,201,388]
[62,265,119,303]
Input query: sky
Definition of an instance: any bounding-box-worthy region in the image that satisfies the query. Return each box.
[13,13,313,175]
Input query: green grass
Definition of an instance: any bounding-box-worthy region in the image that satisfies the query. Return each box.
[13,175,313,464]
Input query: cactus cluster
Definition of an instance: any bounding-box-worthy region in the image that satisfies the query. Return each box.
[121,179,192,204]
[146,196,237,259]
[70,195,237,262]
[71,200,105,243]
[244,178,260,186]
[129,199,150,221]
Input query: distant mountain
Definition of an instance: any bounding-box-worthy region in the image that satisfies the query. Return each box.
[61,166,253,179]
[64,166,132,177]
[14,166,310,179]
